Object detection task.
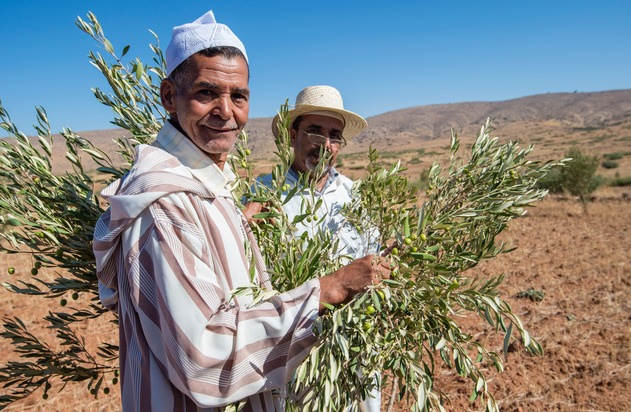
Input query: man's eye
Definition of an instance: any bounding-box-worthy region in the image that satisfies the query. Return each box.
[233,93,248,101]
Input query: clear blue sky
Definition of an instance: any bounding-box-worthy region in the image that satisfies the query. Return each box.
[1,1,629,136]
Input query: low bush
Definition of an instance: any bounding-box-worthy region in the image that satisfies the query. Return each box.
[610,176,631,187]
[601,160,619,169]
[603,152,624,161]
[515,288,545,302]
[537,146,601,201]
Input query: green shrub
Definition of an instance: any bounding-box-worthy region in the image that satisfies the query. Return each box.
[409,167,431,192]
[610,176,631,187]
[538,146,601,201]
[602,160,619,169]
[603,152,624,161]
[515,288,545,302]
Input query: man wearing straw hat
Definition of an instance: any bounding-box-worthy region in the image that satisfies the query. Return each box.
[254,85,383,411]
[93,11,388,411]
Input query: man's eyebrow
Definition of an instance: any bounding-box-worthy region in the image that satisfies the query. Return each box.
[305,124,342,134]
[194,82,249,96]
[304,124,323,132]
[233,87,250,97]
[195,81,220,90]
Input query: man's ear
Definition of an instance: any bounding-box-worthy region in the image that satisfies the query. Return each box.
[160,79,177,114]
[290,128,297,146]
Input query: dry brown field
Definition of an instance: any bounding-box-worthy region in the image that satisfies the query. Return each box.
[2,104,631,410]
[2,188,629,411]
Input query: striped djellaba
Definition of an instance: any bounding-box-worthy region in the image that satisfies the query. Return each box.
[94,122,321,411]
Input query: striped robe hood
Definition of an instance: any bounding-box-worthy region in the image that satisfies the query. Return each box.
[93,142,220,311]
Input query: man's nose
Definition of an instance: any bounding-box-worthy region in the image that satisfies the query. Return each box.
[321,137,334,151]
[211,96,232,120]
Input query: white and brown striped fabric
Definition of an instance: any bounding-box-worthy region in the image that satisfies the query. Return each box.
[93,122,320,411]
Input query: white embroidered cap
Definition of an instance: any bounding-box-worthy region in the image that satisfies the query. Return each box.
[165,10,248,76]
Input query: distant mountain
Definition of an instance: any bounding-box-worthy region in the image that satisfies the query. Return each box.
[19,89,631,172]
[249,89,631,157]
[358,89,631,144]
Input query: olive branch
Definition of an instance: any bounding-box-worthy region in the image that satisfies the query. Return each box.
[232,113,565,411]
[0,12,566,411]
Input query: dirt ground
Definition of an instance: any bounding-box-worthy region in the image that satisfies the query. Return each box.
[390,187,631,412]
[1,187,630,411]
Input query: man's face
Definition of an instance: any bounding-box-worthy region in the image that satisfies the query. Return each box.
[290,114,345,176]
[160,53,249,165]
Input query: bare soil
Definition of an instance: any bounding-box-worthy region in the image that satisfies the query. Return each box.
[2,106,631,410]
[2,189,629,412]
[389,187,631,411]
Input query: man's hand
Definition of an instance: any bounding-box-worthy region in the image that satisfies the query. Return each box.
[318,255,391,312]
[242,201,267,225]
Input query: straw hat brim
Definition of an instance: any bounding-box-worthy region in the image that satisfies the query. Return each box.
[271,104,367,140]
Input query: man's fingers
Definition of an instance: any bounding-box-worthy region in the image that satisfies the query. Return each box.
[371,258,392,282]
[381,241,400,257]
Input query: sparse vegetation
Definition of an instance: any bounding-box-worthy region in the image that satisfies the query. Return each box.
[610,176,631,187]
[603,152,625,160]
[515,288,545,302]
[538,146,601,202]
[602,160,619,169]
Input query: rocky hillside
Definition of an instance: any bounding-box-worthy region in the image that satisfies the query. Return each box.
[358,89,631,147]
[242,88,631,158]
[14,89,631,172]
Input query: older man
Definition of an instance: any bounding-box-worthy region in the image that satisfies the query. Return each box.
[93,12,385,411]
[254,85,382,411]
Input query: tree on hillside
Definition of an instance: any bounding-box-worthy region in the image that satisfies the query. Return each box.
[0,12,565,411]
[537,146,601,204]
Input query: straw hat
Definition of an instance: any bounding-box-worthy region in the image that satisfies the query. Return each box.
[272,85,367,140]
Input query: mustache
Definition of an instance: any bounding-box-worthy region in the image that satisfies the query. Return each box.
[202,121,241,131]
[308,147,333,158]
